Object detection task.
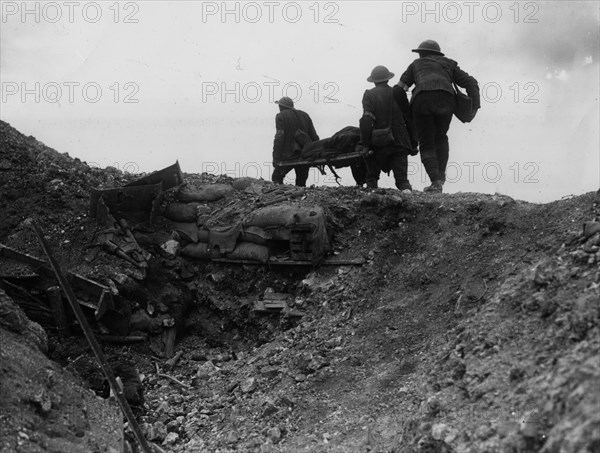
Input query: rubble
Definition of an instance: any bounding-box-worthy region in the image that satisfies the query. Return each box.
[0,120,599,452]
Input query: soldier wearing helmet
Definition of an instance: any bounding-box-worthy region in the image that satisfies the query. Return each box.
[360,65,415,191]
[398,40,480,193]
[271,96,319,186]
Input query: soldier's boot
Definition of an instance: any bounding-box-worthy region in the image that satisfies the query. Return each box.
[396,181,413,193]
[423,180,444,193]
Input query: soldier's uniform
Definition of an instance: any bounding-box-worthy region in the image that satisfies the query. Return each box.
[399,40,480,192]
[271,97,319,187]
[360,66,414,190]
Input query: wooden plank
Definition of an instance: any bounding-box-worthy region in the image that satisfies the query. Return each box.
[89,183,163,221]
[322,257,366,265]
[0,243,115,318]
[212,256,365,266]
[46,286,69,337]
[162,327,177,359]
[125,161,183,190]
[29,220,153,453]
[0,279,54,325]
[97,335,147,343]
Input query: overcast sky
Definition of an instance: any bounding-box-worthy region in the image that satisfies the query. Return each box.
[1,1,599,202]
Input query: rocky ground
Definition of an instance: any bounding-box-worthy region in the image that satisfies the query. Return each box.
[0,119,598,453]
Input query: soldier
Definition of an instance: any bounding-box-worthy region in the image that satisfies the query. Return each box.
[398,40,480,193]
[271,97,319,187]
[360,65,414,191]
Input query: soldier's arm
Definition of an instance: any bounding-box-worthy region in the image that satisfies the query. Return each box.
[393,85,410,118]
[453,65,481,109]
[273,113,285,162]
[360,91,375,146]
[398,63,415,91]
[306,115,319,142]
[393,84,417,151]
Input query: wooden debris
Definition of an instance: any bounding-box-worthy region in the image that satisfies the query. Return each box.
[210,256,366,266]
[29,220,153,453]
[154,362,191,389]
[0,278,54,326]
[46,286,69,337]
[162,327,177,359]
[0,243,115,320]
[125,161,183,191]
[253,300,304,318]
[255,188,306,207]
[164,351,184,370]
[90,183,163,224]
[97,335,147,343]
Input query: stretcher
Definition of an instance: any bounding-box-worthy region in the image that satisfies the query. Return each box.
[273,147,370,184]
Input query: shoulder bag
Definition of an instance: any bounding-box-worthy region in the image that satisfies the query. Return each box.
[291,111,313,154]
[371,92,396,147]
[453,83,476,123]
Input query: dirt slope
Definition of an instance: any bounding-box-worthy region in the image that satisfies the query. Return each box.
[0,119,598,453]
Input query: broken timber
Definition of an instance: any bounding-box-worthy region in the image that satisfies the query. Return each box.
[253,300,304,317]
[90,161,183,225]
[90,183,163,224]
[28,220,153,453]
[212,256,366,266]
[125,160,184,190]
[0,243,114,320]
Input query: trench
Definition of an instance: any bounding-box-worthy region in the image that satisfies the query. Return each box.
[44,256,313,395]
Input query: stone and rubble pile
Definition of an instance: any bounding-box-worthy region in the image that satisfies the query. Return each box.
[1,119,599,452]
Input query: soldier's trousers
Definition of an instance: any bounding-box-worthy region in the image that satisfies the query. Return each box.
[412,91,455,184]
[272,165,309,187]
[365,146,411,189]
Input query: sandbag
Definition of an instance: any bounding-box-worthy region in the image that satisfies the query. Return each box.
[208,224,241,254]
[244,183,265,196]
[262,226,291,241]
[244,205,329,262]
[180,242,222,260]
[197,228,209,243]
[177,184,234,202]
[225,242,270,263]
[239,226,270,245]
[164,202,200,222]
[231,177,265,191]
[171,222,200,243]
[244,205,307,228]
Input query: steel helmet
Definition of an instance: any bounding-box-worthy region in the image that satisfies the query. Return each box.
[412,40,444,56]
[275,96,295,109]
[367,65,395,83]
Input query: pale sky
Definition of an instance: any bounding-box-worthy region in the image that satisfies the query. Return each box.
[1,1,599,202]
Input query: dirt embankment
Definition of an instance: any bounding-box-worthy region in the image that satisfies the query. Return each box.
[0,119,598,452]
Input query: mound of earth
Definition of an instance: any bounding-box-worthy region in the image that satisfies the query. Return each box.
[0,119,598,452]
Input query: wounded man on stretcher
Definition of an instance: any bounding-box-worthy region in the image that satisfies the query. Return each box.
[273,126,369,186]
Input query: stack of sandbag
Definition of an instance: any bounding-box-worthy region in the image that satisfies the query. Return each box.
[163,183,236,222]
[176,206,329,264]
[164,182,329,263]
[162,179,268,263]
[243,205,329,262]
